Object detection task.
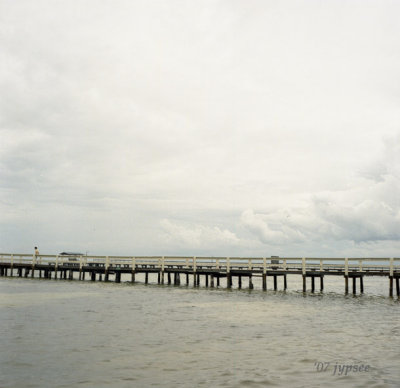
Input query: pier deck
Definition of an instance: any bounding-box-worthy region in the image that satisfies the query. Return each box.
[1,254,399,296]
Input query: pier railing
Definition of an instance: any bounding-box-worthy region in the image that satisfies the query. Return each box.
[0,254,399,275]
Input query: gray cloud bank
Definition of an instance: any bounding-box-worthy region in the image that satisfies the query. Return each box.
[1,0,400,256]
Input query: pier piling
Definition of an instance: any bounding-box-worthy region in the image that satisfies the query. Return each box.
[262,274,267,290]
[389,276,393,297]
[227,274,232,288]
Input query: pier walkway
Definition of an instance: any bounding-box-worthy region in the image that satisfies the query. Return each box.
[0,254,399,296]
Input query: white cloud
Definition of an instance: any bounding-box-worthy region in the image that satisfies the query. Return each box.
[160,219,243,251]
[240,134,400,253]
[240,209,308,244]
[1,0,400,256]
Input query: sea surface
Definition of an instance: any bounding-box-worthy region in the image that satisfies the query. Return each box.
[0,274,399,388]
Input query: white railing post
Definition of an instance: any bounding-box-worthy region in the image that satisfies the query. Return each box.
[131,257,136,270]
[283,258,287,270]
[216,258,220,269]
[55,255,59,270]
[186,257,189,268]
[162,256,165,272]
[227,257,230,273]
[10,254,14,267]
[302,257,306,275]
[390,257,394,277]
[248,258,252,270]
[320,259,323,271]
[79,255,83,270]
[359,259,363,272]
[263,257,266,274]
[345,258,349,276]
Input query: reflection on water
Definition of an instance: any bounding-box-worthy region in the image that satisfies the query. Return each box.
[0,276,399,388]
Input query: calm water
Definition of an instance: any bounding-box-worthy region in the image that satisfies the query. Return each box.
[0,274,399,388]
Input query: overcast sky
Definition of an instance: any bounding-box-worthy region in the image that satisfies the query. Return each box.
[1,0,399,257]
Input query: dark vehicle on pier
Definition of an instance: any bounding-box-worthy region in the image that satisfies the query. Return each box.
[59,252,84,267]
[271,256,280,270]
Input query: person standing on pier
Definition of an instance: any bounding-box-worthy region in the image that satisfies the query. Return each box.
[34,247,39,256]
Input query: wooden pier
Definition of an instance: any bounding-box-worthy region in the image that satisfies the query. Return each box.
[0,254,399,296]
